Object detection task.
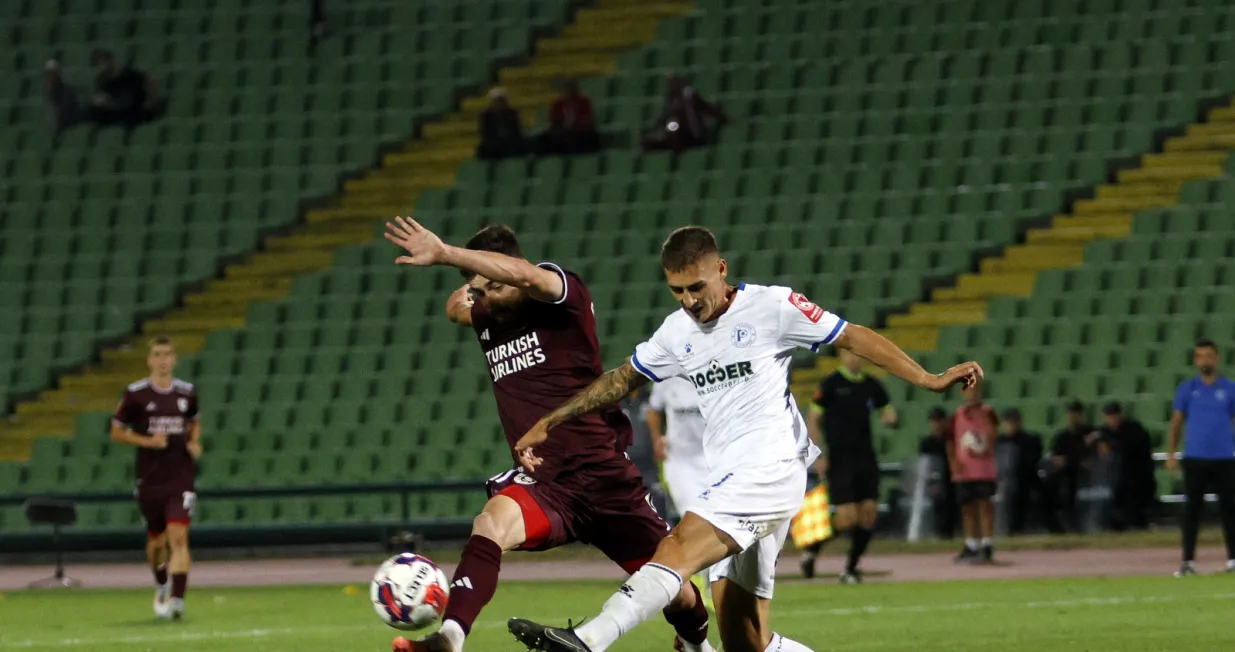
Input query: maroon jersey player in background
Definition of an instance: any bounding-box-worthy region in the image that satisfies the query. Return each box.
[110,335,201,620]
[383,218,711,652]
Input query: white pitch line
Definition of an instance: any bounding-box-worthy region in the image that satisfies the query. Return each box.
[774,591,1235,618]
[5,592,1235,648]
[0,625,374,649]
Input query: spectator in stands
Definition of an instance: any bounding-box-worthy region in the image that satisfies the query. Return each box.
[918,406,956,539]
[87,49,164,130]
[477,88,527,161]
[1096,402,1155,531]
[998,408,1045,534]
[43,59,82,139]
[642,74,728,157]
[535,77,600,156]
[1044,400,1096,532]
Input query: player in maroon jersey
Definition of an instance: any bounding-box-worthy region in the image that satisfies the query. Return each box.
[384,218,711,652]
[110,336,201,620]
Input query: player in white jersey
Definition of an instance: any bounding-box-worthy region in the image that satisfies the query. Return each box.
[647,376,708,520]
[507,227,983,652]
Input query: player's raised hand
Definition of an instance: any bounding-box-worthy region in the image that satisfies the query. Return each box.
[925,362,985,393]
[514,420,550,473]
[147,433,169,450]
[384,216,447,266]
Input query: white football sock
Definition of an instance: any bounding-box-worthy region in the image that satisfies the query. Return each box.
[576,563,682,651]
[438,619,466,651]
[766,632,815,651]
[980,537,993,547]
[965,538,979,550]
[1227,559,1235,570]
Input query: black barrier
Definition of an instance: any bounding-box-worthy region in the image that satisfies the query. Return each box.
[0,480,482,555]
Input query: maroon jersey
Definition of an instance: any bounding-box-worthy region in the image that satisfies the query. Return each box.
[112,378,199,495]
[471,263,633,483]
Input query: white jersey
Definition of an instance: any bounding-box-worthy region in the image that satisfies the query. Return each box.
[631,283,840,473]
[648,376,707,469]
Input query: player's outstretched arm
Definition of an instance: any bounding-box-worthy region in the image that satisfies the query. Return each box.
[513,360,649,471]
[833,324,983,393]
[385,216,564,302]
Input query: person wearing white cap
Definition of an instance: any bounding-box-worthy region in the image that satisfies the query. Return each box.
[477,87,526,160]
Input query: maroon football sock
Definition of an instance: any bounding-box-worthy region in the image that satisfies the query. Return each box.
[442,535,503,635]
[663,580,709,645]
[153,566,168,586]
[171,573,188,599]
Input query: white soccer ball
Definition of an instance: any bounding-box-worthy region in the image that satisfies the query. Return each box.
[961,431,988,455]
[371,553,451,631]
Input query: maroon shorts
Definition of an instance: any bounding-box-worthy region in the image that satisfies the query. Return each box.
[486,456,670,573]
[138,489,196,537]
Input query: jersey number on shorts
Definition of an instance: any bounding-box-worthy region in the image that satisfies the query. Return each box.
[182,491,197,517]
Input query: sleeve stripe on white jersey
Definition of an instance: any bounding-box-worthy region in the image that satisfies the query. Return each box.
[536,262,569,305]
[630,352,664,383]
[810,319,848,352]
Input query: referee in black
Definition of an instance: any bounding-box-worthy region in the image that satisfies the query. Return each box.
[800,348,898,583]
[1167,338,1235,576]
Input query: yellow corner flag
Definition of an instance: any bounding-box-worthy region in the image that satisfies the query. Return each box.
[790,484,833,549]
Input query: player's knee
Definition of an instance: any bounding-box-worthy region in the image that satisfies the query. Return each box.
[471,506,522,550]
[166,524,189,549]
[857,504,878,528]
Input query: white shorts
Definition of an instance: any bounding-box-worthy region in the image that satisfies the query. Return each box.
[688,458,808,599]
[663,459,709,517]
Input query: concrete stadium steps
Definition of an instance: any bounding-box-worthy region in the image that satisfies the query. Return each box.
[0,0,694,460]
[791,95,1235,396]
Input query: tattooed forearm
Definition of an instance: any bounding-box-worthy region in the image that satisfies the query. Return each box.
[543,359,649,430]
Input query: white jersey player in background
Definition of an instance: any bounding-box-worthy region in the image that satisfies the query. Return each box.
[507,227,983,652]
[647,376,708,521]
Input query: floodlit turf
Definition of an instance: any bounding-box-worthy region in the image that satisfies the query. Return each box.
[1,575,1234,651]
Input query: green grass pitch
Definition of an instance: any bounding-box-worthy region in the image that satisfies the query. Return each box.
[1,576,1233,651]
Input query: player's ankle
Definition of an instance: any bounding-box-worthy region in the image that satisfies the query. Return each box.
[439,619,466,651]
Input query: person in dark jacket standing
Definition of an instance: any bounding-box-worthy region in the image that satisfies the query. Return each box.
[918,406,956,539]
[1096,402,1155,531]
[998,408,1045,534]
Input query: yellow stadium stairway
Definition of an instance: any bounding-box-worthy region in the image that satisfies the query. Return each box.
[790,97,1235,403]
[0,0,693,462]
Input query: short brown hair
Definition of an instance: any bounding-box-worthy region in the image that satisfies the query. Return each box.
[147,335,174,352]
[462,225,522,279]
[1195,337,1218,352]
[660,226,719,272]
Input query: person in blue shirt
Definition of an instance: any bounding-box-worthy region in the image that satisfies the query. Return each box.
[1167,338,1235,576]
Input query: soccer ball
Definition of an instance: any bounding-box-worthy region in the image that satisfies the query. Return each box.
[371,553,451,631]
